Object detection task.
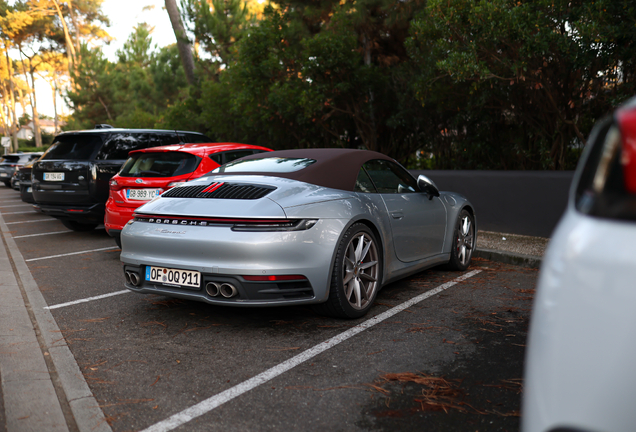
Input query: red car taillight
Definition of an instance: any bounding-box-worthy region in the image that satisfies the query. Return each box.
[617,108,636,194]
[109,179,124,191]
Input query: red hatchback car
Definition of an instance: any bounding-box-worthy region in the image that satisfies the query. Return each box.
[105,143,272,246]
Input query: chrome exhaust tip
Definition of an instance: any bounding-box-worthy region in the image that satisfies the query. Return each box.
[128,272,141,287]
[124,271,132,285]
[220,283,238,298]
[206,282,221,297]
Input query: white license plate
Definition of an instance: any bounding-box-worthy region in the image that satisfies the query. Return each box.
[0,173,7,177]
[145,266,201,288]
[127,188,162,201]
[44,172,64,181]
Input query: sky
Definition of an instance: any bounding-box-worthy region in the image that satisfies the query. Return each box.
[32,0,177,119]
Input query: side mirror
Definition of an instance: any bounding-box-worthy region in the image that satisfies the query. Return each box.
[417,174,440,200]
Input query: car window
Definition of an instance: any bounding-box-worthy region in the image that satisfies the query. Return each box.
[119,152,200,178]
[41,135,103,160]
[354,167,378,193]
[362,159,418,193]
[574,119,636,220]
[209,149,266,165]
[183,133,211,143]
[97,133,148,160]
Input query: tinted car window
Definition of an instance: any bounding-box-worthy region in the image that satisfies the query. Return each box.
[119,152,200,178]
[574,120,636,220]
[213,157,316,173]
[183,133,209,143]
[96,133,145,160]
[41,135,103,160]
[363,159,418,193]
[354,167,377,193]
[209,149,266,165]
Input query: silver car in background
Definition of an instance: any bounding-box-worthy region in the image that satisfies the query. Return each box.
[120,149,476,318]
[523,97,636,431]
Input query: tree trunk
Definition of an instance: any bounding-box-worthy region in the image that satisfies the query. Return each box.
[0,85,9,137]
[165,0,197,85]
[3,47,18,152]
[28,68,43,147]
[51,0,77,73]
[18,51,42,147]
[52,80,58,133]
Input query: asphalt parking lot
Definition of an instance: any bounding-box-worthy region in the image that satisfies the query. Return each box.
[0,184,537,432]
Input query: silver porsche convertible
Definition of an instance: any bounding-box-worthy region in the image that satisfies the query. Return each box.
[120,149,476,318]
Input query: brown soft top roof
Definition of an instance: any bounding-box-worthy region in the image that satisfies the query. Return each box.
[209,148,395,191]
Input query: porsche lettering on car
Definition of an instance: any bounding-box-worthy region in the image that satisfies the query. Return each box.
[120,148,477,318]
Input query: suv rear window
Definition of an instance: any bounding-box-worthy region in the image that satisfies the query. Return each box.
[119,152,200,178]
[42,135,103,160]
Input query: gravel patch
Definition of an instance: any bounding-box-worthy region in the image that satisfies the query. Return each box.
[476,230,549,258]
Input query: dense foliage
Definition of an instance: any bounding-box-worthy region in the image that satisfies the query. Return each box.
[5,0,634,169]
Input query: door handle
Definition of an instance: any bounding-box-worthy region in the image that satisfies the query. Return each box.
[390,211,404,220]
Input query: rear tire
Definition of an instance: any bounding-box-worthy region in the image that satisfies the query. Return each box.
[114,235,122,249]
[61,219,98,232]
[313,223,382,319]
[445,209,475,271]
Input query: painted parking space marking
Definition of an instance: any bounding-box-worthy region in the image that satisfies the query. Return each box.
[5,219,58,225]
[141,269,482,432]
[0,204,33,208]
[45,290,131,310]
[1,210,38,215]
[13,231,70,239]
[25,246,119,262]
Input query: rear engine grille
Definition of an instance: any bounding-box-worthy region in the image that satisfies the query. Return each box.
[163,182,276,200]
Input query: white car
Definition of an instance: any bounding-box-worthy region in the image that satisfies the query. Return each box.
[523,97,636,432]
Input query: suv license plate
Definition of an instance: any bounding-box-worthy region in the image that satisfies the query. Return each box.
[44,172,64,181]
[146,266,201,289]
[127,189,162,201]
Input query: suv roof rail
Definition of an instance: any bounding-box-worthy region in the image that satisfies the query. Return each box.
[94,124,113,129]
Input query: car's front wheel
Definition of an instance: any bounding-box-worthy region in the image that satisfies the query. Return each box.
[315,223,382,319]
[60,219,98,232]
[445,209,475,271]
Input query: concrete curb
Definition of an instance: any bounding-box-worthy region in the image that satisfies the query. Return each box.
[0,212,111,432]
[474,248,542,269]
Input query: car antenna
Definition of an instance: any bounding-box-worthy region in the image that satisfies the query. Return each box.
[175,130,183,143]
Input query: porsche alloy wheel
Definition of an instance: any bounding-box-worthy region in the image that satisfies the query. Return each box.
[342,230,380,311]
[315,223,383,318]
[447,209,475,271]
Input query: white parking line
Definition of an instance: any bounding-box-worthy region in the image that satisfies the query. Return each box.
[13,231,70,239]
[5,219,58,225]
[141,269,482,432]
[25,246,119,262]
[1,210,37,215]
[44,290,130,310]
[0,204,33,208]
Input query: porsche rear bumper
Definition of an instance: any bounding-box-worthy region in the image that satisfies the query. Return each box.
[119,218,348,306]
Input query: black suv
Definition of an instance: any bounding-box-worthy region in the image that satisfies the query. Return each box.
[0,153,43,187]
[32,127,211,231]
